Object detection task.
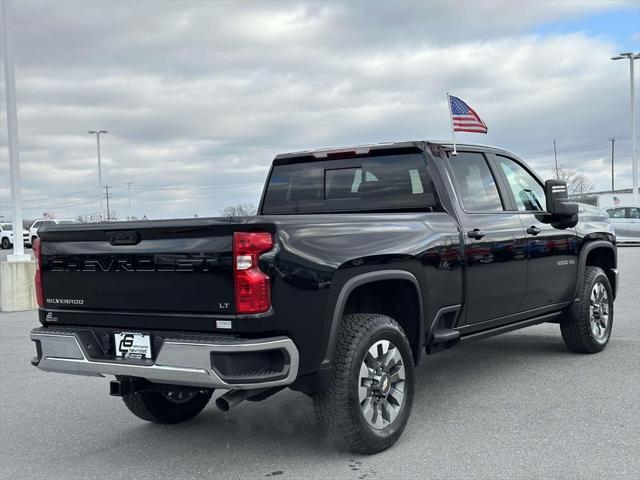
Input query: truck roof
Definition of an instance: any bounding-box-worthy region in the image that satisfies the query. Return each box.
[274,140,520,162]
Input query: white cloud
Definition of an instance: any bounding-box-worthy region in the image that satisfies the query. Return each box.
[0,0,637,220]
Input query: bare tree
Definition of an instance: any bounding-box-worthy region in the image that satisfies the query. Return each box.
[557,168,595,198]
[220,203,257,217]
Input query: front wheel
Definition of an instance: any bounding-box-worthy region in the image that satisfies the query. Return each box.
[314,314,414,454]
[560,266,613,353]
[1,237,10,249]
[122,385,213,424]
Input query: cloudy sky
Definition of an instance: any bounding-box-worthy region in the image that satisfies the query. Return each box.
[1,0,639,221]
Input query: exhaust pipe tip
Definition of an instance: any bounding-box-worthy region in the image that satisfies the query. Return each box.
[215,396,231,412]
[215,387,282,412]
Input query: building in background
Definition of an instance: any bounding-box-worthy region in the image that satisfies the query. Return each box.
[594,189,636,209]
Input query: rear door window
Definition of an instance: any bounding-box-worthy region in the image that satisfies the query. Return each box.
[447,152,504,212]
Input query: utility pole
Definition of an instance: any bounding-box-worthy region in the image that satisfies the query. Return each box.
[1,0,28,261]
[88,130,108,220]
[104,185,112,221]
[553,140,559,179]
[611,52,640,205]
[610,137,615,192]
[124,182,134,220]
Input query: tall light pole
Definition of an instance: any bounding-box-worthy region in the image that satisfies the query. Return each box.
[610,137,615,192]
[611,52,640,206]
[88,130,108,220]
[124,182,134,220]
[1,0,28,261]
[553,139,559,179]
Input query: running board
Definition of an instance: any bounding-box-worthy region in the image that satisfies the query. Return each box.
[427,328,461,353]
[460,312,562,343]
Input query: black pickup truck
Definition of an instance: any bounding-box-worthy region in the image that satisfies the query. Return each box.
[31,141,617,453]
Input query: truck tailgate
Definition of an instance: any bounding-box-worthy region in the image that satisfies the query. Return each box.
[39,220,245,315]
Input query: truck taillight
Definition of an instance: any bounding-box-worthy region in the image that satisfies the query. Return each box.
[233,232,273,314]
[33,239,44,308]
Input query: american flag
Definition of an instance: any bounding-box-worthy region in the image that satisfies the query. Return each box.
[449,95,488,133]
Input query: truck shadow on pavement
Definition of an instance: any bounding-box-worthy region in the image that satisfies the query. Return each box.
[123,329,579,469]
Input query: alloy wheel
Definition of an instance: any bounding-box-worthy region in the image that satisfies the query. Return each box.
[589,281,610,342]
[358,339,406,430]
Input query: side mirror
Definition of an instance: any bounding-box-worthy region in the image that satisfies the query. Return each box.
[544,180,578,216]
[541,180,578,228]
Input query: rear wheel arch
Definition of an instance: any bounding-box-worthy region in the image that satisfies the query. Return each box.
[324,270,425,366]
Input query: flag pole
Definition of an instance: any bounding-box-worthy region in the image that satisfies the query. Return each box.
[446,92,457,155]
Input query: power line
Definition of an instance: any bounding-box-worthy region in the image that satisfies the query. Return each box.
[20,186,98,205]
[523,139,611,159]
[118,181,265,191]
[12,198,101,211]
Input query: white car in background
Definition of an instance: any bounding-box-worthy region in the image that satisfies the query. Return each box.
[606,206,640,243]
[0,223,30,249]
[29,218,80,246]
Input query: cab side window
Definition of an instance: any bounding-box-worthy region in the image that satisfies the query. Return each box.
[495,155,546,212]
[448,152,504,212]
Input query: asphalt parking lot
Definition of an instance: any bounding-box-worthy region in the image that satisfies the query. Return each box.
[1,247,638,480]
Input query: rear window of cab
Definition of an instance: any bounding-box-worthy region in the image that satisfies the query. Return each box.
[262,152,442,214]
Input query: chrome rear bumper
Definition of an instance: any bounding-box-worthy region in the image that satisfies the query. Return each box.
[31,327,299,389]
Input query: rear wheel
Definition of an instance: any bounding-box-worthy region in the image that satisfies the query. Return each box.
[560,266,613,353]
[122,385,213,424]
[314,314,414,454]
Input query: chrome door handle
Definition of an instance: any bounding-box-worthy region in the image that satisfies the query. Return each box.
[467,229,486,240]
[526,226,542,235]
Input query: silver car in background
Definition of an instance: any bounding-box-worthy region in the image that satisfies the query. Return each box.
[606,206,640,243]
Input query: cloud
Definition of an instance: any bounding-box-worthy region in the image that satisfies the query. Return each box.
[0,0,636,220]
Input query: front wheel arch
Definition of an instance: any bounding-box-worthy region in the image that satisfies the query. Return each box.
[576,241,617,299]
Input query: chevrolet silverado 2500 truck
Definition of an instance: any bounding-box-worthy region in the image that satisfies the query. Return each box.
[31,141,617,453]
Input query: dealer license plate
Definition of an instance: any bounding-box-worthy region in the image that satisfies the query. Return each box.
[114,332,152,359]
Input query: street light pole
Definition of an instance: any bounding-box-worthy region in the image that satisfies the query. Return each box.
[1,0,28,261]
[553,139,559,179]
[88,130,108,221]
[611,52,640,206]
[610,137,615,192]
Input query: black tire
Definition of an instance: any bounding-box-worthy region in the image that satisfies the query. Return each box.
[122,386,213,424]
[560,266,613,354]
[1,237,10,249]
[314,314,414,454]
